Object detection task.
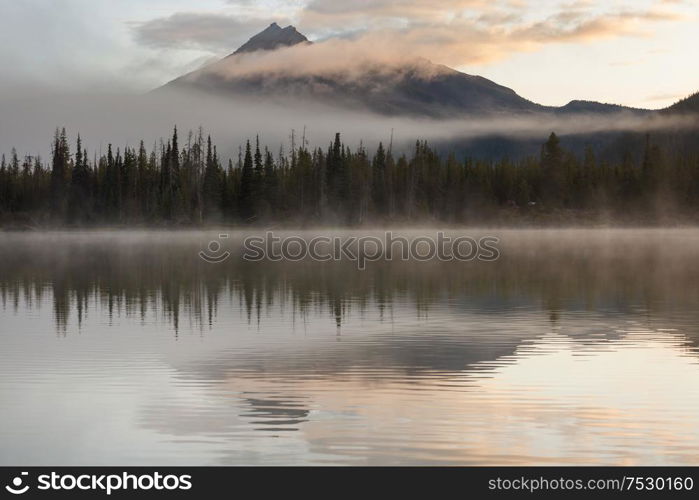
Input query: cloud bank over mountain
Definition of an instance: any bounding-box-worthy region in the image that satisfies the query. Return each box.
[133,0,684,68]
[0,1,693,108]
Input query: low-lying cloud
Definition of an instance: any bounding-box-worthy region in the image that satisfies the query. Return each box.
[192,38,452,82]
[0,88,695,164]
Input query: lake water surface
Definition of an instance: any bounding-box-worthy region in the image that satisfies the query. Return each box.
[1,229,699,465]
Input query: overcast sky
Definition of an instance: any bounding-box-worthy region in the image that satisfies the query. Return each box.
[0,0,697,108]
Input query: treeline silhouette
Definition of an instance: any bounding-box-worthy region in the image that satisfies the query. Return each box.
[0,127,698,226]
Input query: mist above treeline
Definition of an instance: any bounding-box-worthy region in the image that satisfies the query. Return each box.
[1,125,699,228]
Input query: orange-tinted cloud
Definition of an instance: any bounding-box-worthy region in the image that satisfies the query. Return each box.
[133,1,686,68]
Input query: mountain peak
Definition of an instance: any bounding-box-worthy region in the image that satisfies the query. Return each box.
[232,23,310,55]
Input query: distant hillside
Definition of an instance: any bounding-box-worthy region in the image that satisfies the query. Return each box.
[665,92,699,113]
[557,100,648,115]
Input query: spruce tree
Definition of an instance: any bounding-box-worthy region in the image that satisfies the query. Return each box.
[239,140,255,221]
[202,136,222,219]
[372,142,387,215]
[69,135,91,222]
[50,128,70,218]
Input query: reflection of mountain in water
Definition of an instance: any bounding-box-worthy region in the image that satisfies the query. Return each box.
[135,325,699,465]
[241,394,310,432]
[4,231,699,465]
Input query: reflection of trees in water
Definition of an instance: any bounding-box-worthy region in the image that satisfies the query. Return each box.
[2,234,699,338]
[240,393,311,432]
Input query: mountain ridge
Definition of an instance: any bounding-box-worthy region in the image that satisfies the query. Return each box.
[231,22,310,56]
[161,23,688,118]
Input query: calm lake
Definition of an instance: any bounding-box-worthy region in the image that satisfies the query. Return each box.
[1,229,699,465]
